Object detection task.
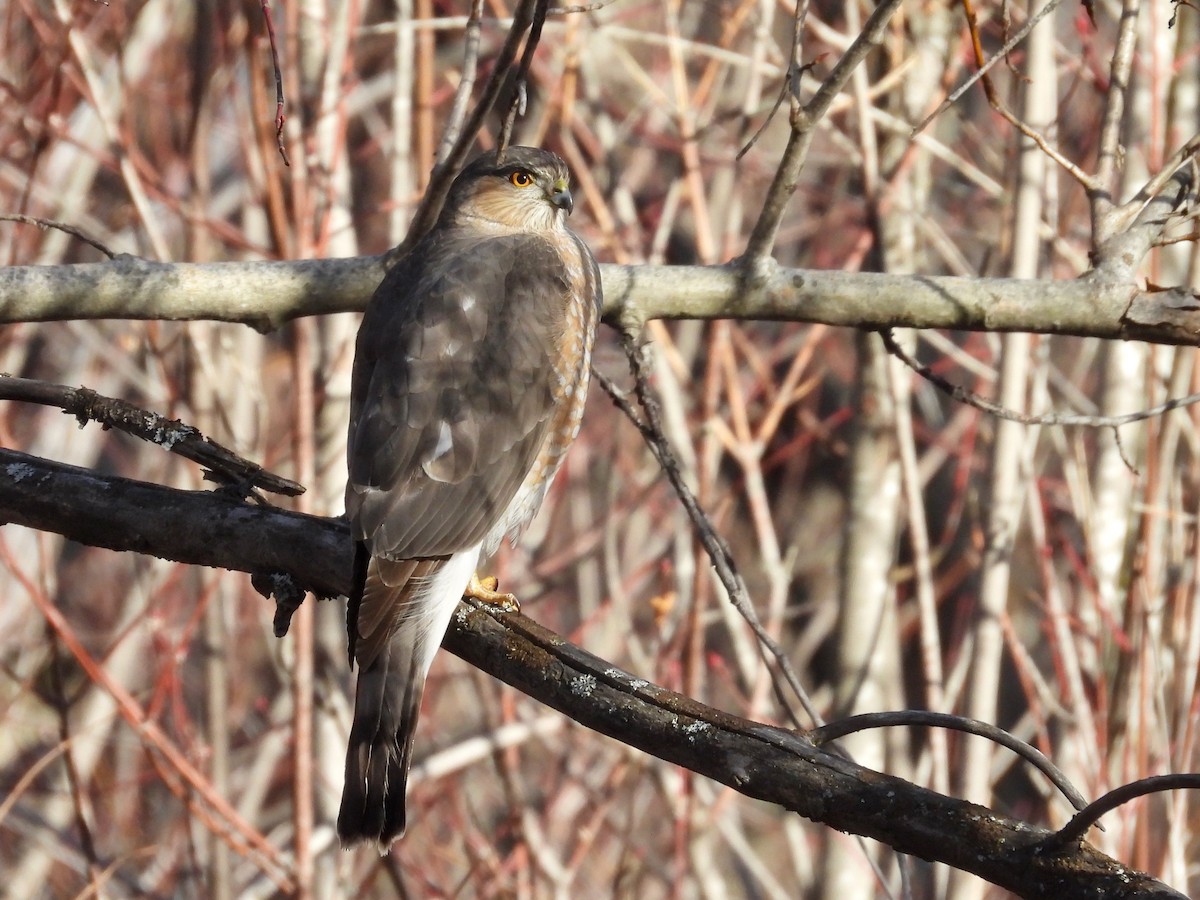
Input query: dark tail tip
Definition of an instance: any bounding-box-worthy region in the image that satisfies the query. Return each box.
[337,653,424,850]
[336,747,408,850]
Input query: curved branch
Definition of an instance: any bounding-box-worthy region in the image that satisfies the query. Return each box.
[809,710,1088,813]
[0,447,1186,899]
[1045,774,1200,850]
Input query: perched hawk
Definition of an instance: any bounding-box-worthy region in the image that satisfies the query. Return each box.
[337,147,602,849]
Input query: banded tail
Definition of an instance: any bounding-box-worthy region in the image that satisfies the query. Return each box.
[337,546,480,850]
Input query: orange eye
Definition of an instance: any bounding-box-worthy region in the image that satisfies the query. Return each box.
[509,170,535,187]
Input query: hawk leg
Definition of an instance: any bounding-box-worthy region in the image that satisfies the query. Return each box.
[465,572,520,612]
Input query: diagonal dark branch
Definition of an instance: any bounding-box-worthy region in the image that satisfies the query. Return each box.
[597,338,822,731]
[496,0,550,157]
[389,0,540,263]
[0,446,1187,899]
[740,0,904,266]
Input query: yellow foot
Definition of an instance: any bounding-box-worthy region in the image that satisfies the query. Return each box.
[465,573,520,613]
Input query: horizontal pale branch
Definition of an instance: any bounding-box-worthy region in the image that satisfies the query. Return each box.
[0,447,1184,899]
[0,255,1197,344]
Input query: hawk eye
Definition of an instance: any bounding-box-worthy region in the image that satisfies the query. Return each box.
[509,170,535,188]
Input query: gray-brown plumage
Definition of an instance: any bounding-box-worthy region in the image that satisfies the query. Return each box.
[337,147,601,850]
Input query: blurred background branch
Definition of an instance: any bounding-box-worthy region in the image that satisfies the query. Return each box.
[4,0,1200,897]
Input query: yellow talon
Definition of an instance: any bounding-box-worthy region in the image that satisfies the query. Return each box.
[465,572,520,612]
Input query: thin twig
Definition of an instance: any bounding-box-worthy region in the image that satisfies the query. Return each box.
[0,214,116,258]
[47,630,105,889]
[497,0,549,158]
[741,0,904,265]
[936,0,1098,192]
[392,0,540,262]
[736,0,811,161]
[260,0,291,167]
[913,0,1064,136]
[879,328,1200,430]
[436,0,487,165]
[736,59,823,162]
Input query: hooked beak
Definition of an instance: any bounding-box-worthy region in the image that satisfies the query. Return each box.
[549,180,574,214]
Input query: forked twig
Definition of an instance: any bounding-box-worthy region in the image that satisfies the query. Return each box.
[0,375,304,497]
[391,0,541,262]
[912,0,1064,137]
[740,0,904,265]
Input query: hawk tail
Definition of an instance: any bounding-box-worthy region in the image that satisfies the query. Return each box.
[336,548,480,851]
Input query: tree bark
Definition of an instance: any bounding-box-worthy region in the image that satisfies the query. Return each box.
[0,447,1184,899]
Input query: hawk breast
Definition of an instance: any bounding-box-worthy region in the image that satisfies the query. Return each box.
[346,224,601,561]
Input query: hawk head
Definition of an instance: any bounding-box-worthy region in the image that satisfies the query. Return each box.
[443,146,575,233]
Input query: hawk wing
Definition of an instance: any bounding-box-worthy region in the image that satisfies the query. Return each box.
[346,226,576,562]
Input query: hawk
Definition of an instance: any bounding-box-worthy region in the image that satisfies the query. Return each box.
[337,147,602,849]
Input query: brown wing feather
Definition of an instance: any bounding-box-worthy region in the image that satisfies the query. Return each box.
[346,226,575,560]
[355,557,426,666]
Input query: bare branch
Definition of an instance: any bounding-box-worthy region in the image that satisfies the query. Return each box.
[1092,0,1144,239]
[6,256,1200,346]
[393,0,540,259]
[0,447,1186,899]
[741,0,904,265]
[260,0,291,167]
[912,0,1066,138]
[436,0,487,164]
[497,0,549,157]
